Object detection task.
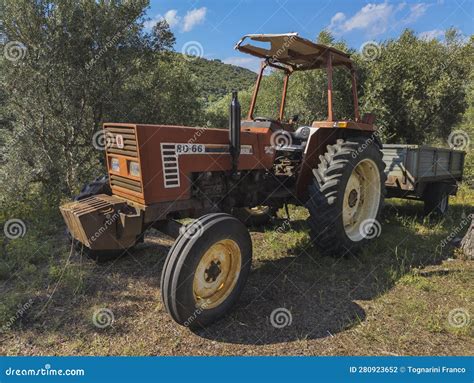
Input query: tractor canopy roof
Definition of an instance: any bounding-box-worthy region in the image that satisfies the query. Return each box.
[235,33,352,71]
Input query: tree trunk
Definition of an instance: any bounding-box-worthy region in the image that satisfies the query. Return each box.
[460,218,473,259]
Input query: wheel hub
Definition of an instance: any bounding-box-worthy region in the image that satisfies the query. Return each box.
[348,189,359,208]
[342,159,381,242]
[193,239,242,309]
[205,260,222,282]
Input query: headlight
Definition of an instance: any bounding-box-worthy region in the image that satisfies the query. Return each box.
[129,161,140,177]
[110,158,120,172]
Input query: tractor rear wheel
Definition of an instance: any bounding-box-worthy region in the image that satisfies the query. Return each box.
[161,213,252,328]
[233,206,276,226]
[306,138,386,256]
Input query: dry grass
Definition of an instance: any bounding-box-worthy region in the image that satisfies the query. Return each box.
[0,186,473,356]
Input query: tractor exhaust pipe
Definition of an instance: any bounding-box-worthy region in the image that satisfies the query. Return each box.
[229,90,241,174]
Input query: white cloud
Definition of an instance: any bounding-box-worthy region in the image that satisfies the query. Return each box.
[329,3,396,36]
[223,57,260,73]
[328,12,346,31]
[419,29,444,40]
[183,7,207,32]
[328,2,430,37]
[401,3,430,25]
[163,9,180,28]
[144,10,180,30]
[145,8,206,32]
[144,15,164,30]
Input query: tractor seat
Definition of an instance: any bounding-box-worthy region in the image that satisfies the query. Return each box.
[241,119,281,131]
[290,126,312,141]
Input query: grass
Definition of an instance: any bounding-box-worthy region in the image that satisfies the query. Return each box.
[0,185,472,356]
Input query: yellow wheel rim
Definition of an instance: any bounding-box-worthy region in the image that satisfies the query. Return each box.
[244,206,270,216]
[342,158,381,241]
[193,239,242,309]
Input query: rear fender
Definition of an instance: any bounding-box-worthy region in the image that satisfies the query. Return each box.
[295,128,377,201]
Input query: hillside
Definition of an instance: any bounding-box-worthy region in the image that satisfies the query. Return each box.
[184,57,257,104]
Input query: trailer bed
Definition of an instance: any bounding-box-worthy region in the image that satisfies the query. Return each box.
[382,144,465,208]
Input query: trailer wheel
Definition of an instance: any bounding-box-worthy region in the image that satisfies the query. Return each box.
[306,138,386,256]
[423,183,450,216]
[161,213,252,328]
[233,206,276,226]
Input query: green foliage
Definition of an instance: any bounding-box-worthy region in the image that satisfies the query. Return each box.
[0,192,65,325]
[362,29,472,144]
[205,32,357,127]
[0,1,205,326]
[206,30,472,148]
[182,56,256,106]
[0,0,201,200]
[452,47,474,185]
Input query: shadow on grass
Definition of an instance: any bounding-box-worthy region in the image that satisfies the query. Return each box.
[193,202,472,345]
[12,202,471,349]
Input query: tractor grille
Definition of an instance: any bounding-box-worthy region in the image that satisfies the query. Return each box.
[160,144,180,188]
[105,126,138,158]
[109,174,142,193]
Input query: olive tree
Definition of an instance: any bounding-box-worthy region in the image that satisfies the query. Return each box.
[0,0,201,202]
[361,29,471,144]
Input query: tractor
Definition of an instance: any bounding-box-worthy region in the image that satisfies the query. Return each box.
[60,33,386,328]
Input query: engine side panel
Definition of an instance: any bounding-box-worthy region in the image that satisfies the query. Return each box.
[105,123,275,205]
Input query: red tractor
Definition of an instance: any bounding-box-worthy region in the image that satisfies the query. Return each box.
[61,33,386,328]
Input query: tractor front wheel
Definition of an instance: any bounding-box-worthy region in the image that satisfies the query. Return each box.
[306,138,386,256]
[161,213,252,328]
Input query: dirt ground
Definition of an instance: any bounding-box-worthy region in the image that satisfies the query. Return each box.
[1,197,473,356]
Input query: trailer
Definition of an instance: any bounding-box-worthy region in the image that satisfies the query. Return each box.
[383,144,465,215]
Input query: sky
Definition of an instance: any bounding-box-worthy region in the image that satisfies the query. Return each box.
[146,0,474,72]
